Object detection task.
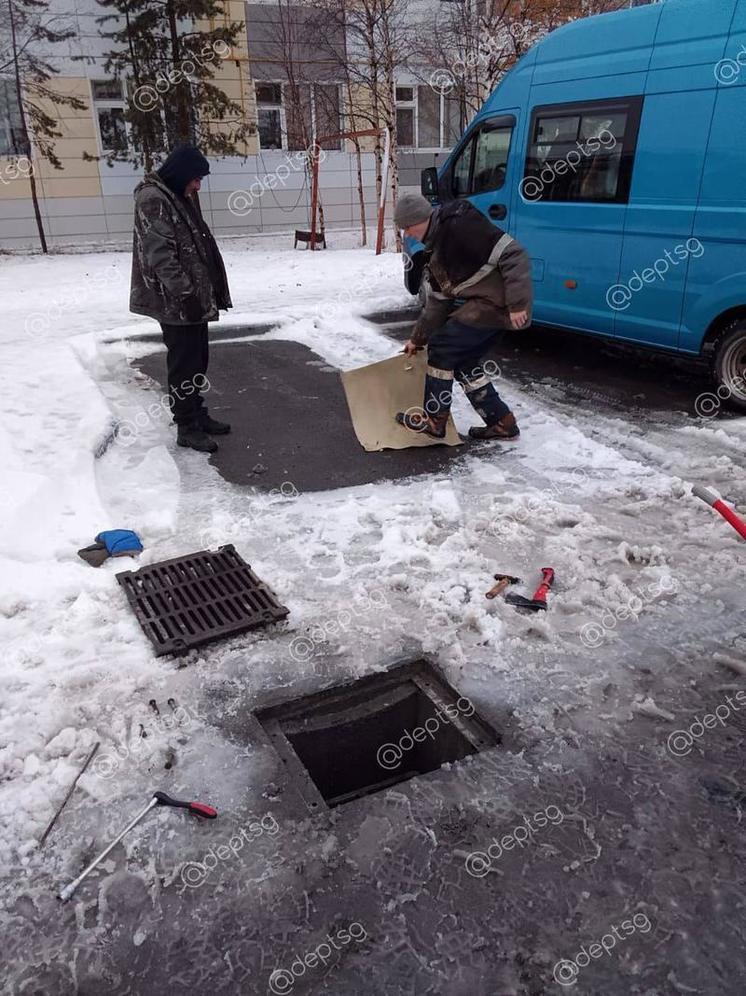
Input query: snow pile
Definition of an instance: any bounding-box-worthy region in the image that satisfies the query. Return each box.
[0,243,744,993]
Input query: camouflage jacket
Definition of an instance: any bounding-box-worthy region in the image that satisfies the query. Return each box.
[129,174,232,326]
[412,199,533,346]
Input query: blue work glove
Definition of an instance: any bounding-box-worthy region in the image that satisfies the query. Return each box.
[95,529,144,558]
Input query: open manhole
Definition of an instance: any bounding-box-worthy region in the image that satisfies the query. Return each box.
[256,659,500,810]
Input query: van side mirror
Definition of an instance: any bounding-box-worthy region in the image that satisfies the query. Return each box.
[421,167,438,198]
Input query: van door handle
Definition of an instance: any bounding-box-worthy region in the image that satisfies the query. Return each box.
[488,203,507,220]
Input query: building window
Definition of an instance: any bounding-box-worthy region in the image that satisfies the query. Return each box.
[0,79,25,156]
[523,96,643,203]
[286,83,313,151]
[256,82,284,150]
[418,85,441,148]
[91,79,129,154]
[396,84,459,151]
[256,81,341,152]
[395,86,415,147]
[314,84,341,151]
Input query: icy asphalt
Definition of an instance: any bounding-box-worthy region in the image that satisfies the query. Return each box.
[0,239,745,995]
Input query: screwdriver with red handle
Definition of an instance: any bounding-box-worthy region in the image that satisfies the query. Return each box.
[59,790,217,902]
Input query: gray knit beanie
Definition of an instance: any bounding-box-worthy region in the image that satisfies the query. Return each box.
[394,193,433,230]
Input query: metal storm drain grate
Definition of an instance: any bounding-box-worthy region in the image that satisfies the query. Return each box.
[256,659,499,810]
[117,544,289,656]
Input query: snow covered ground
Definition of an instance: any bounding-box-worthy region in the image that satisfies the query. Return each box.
[1,240,745,995]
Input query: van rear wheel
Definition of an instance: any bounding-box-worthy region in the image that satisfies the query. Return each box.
[713,322,746,413]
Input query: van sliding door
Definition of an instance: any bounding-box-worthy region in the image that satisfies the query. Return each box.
[516,96,642,336]
[617,89,714,350]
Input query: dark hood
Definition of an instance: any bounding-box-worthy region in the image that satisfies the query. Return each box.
[156,144,210,197]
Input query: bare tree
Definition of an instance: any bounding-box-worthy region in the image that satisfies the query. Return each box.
[254,0,347,242]
[410,0,505,128]
[308,0,368,244]
[311,0,412,248]
[413,0,631,135]
[375,0,412,248]
[1,0,87,252]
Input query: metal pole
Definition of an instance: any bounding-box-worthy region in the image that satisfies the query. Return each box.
[58,795,159,902]
[310,146,320,250]
[40,742,100,848]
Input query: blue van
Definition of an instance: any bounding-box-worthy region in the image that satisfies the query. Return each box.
[405,0,746,411]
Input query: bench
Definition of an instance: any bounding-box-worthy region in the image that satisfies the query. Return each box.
[294,229,327,249]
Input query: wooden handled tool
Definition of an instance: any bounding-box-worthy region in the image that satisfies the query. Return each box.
[485,573,522,599]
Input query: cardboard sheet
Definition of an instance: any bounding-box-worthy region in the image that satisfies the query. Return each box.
[341,351,463,452]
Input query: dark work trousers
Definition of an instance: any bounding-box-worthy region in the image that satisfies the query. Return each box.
[424,319,510,426]
[160,322,209,426]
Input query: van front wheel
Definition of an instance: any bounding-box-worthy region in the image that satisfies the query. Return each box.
[713,322,746,413]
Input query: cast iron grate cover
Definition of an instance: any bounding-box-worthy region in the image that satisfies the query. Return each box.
[256,659,500,810]
[117,544,289,656]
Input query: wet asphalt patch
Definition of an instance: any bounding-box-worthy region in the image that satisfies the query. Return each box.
[136,338,464,493]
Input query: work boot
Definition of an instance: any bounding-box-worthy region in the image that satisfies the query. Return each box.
[177,423,218,453]
[468,412,520,440]
[395,410,447,439]
[199,412,231,435]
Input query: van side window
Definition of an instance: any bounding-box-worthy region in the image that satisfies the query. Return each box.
[523,96,642,203]
[451,122,513,198]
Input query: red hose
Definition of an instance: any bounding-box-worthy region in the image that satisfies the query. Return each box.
[712,498,746,541]
[692,484,746,541]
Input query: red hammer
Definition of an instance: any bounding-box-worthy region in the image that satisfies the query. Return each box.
[506,568,555,612]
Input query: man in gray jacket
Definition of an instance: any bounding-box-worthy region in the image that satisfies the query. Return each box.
[130,144,232,453]
[394,193,532,441]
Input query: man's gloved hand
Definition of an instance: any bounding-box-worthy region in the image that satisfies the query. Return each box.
[183,295,204,323]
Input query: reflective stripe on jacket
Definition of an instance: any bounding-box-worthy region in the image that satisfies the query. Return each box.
[412,199,532,346]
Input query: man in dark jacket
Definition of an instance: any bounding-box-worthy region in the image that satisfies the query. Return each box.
[130,144,232,453]
[394,193,532,441]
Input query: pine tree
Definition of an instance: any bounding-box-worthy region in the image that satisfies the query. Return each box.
[91,0,254,171]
